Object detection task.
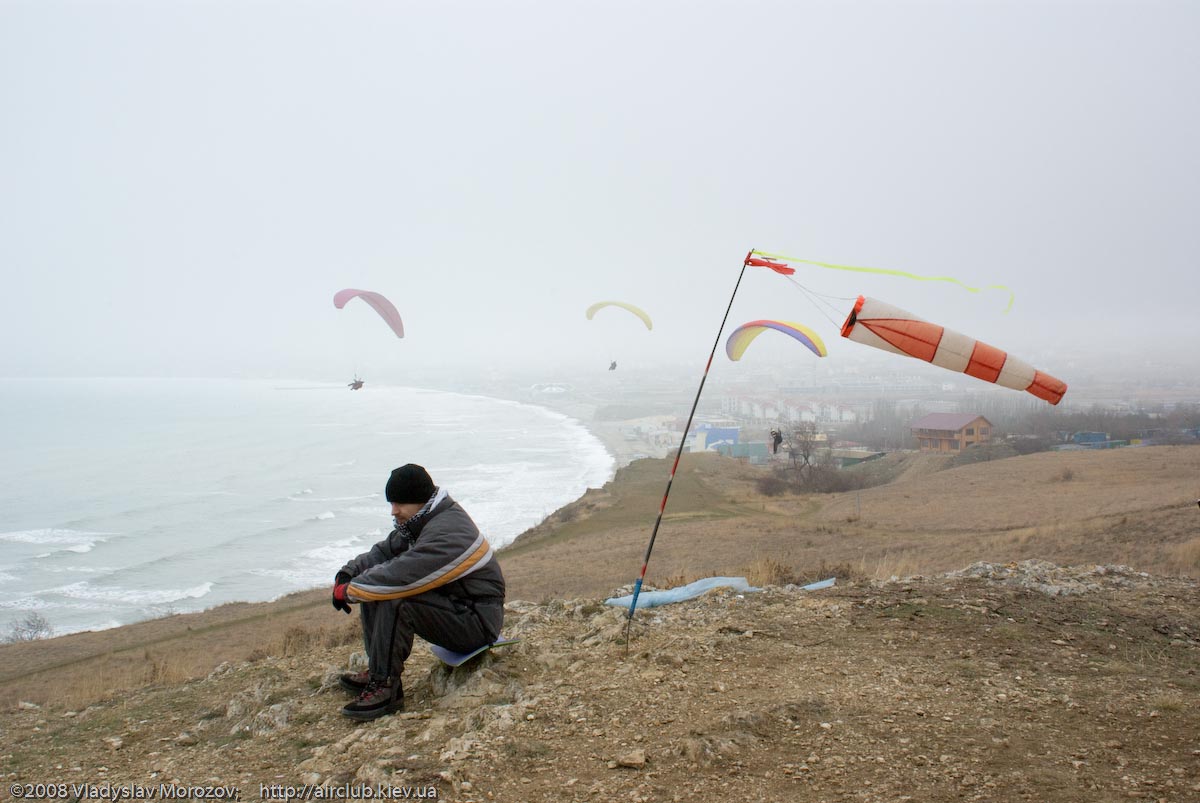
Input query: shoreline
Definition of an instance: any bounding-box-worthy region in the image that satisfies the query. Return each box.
[7,388,669,643]
[0,404,669,697]
[569,414,676,472]
[530,396,677,470]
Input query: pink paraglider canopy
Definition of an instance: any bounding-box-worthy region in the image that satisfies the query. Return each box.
[333,289,404,339]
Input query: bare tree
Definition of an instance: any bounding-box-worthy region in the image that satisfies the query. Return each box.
[4,612,53,643]
[786,422,820,491]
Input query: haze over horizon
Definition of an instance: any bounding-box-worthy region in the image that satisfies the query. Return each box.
[2,1,1197,385]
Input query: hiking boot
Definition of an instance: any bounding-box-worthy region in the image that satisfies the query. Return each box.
[341,676,403,721]
[338,670,370,694]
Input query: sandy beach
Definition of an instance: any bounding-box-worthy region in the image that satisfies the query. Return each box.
[529,394,678,470]
[580,416,676,467]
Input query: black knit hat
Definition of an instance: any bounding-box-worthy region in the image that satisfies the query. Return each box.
[385,464,435,504]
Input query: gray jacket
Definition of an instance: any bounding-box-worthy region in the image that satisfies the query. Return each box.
[341,494,505,604]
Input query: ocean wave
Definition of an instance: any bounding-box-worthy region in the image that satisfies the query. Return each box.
[81,512,378,582]
[31,564,118,575]
[46,580,214,606]
[300,539,366,564]
[62,492,280,532]
[248,567,331,587]
[33,541,101,557]
[0,597,50,610]
[0,528,112,547]
[28,599,124,612]
[342,506,387,518]
[430,461,537,476]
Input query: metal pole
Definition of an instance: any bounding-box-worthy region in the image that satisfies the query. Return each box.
[623,251,756,642]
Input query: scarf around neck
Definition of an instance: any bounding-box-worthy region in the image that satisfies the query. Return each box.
[395,486,448,546]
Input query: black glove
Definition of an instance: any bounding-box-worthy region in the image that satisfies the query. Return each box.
[332,571,353,614]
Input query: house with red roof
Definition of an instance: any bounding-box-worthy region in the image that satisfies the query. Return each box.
[910,413,994,453]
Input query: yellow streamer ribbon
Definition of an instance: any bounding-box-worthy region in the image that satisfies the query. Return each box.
[751,249,1014,313]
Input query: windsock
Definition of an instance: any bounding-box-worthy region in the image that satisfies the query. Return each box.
[841,296,1067,405]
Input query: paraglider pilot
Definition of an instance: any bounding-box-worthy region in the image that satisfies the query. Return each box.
[770,429,783,455]
[609,361,617,371]
[331,464,506,720]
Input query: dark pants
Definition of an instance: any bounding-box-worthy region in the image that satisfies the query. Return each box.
[359,592,503,679]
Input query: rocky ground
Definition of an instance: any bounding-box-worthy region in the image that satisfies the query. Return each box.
[4,561,1198,803]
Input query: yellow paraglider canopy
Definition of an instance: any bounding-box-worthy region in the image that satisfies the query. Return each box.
[585,301,653,330]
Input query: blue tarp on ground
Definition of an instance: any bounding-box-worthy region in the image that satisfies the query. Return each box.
[604,576,837,609]
[605,577,759,609]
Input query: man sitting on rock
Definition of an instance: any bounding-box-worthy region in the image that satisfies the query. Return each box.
[331,464,506,720]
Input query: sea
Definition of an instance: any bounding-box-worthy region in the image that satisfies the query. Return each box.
[0,378,615,637]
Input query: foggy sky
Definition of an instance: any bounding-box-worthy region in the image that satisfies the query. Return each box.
[1,0,1197,384]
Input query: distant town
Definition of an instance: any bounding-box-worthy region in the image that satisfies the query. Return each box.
[408,346,1200,474]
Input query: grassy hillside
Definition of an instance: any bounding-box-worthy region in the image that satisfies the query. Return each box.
[3,565,1197,802]
[3,445,1198,712]
[501,445,1200,601]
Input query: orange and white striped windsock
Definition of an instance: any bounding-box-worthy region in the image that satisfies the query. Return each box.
[840,296,1067,405]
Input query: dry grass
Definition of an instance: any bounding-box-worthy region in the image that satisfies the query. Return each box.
[49,619,363,709]
[651,572,697,590]
[280,624,358,657]
[735,556,860,587]
[1166,536,1200,575]
[741,556,797,587]
[859,549,924,580]
[1150,693,1185,713]
[813,446,1200,534]
[0,592,366,710]
[58,648,206,709]
[45,619,360,705]
[505,447,1200,606]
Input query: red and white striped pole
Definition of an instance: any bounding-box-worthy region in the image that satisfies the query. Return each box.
[624,251,790,636]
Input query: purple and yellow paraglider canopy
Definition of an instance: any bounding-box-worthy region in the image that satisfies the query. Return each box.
[725,320,827,360]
